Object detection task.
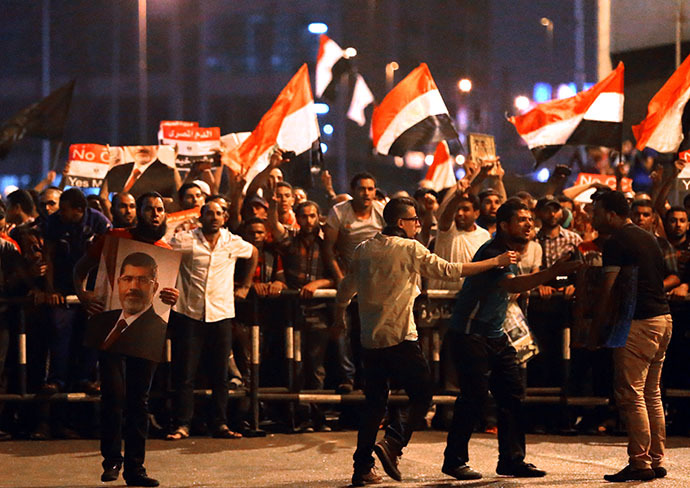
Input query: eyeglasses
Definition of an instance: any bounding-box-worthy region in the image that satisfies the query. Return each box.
[400,216,420,222]
[118,275,154,285]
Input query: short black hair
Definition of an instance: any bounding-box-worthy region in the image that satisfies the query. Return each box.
[496,198,529,226]
[6,189,36,215]
[295,200,320,216]
[665,205,688,222]
[276,181,293,192]
[244,217,267,227]
[350,171,376,190]
[457,192,480,211]
[120,252,158,279]
[178,182,201,202]
[631,199,653,212]
[592,190,630,217]
[136,192,164,215]
[59,188,87,211]
[111,192,134,208]
[383,197,417,226]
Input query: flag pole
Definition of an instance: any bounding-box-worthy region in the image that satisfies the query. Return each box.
[50,139,64,172]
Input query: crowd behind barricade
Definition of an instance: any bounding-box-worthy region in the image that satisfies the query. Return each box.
[1,140,690,446]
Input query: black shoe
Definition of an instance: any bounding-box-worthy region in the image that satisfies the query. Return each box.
[101,464,121,482]
[123,473,159,487]
[336,381,354,394]
[351,466,383,486]
[373,438,402,481]
[497,461,546,478]
[653,466,667,478]
[0,430,11,441]
[603,465,654,482]
[442,463,482,480]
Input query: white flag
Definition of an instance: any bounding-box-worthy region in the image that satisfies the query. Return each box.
[347,74,375,127]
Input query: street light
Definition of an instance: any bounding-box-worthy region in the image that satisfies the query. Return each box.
[540,17,554,85]
[514,95,531,112]
[344,47,357,58]
[458,78,472,93]
[385,61,399,93]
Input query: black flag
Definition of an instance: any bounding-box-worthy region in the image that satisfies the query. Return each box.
[0,80,75,159]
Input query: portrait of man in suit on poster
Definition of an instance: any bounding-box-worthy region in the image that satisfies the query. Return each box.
[85,250,173,362]
[99,145,178,200]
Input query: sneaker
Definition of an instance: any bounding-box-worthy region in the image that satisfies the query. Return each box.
[496,461,546,478]
[603,465,655,482]
[373,438,402,481]
[441,463,482,480]
[653,466,667,478]
[351,466,383,486]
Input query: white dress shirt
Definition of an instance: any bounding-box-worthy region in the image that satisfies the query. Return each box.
[171,227,254,322]
[336,233,464,349]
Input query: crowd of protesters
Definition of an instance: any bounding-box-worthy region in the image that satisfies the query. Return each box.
[0,140,689,458]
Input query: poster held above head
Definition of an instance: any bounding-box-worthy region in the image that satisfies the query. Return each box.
[101,144,177,199]
[159,125,222,172]
[84,236,181,362]
[64,143,111,189]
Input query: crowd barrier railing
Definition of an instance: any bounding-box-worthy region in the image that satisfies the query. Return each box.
[4,290,690,434]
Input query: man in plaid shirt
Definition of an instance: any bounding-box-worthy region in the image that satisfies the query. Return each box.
[275,200,336,431]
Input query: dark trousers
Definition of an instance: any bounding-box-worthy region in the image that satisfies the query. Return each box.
[353,340,432,471]
[99,351,157,474]
[170,312,232,430]
[48,306,97,388]
[444,331,525,468]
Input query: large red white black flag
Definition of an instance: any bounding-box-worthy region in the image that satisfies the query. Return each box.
[508,62,624,168]
[226,64,321,186]
[633,54,690,156]
[315,34,352,101]
[371,63,458,156]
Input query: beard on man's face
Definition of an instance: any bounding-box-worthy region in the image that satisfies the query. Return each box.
[132,218,167,242]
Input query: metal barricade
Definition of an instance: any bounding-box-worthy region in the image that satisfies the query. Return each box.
[9,290,690,431]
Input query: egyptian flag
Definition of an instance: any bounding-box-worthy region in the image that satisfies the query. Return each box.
[424,141,457,191]
[509,62,624,168]
[633,54,690,157]
[227,64,321,188]
[315,35,351,101]
[371,63,458,156]
[0,80,75,159]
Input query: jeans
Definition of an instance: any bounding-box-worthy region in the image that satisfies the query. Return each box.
[614,314,672,470]
[170,312,233,430]
[352,340,432,471]
[444,330,525,468]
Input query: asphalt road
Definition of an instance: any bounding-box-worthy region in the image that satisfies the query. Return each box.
[2,431,690,487]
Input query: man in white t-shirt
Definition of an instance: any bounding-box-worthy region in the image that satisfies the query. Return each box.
[325,172,385,281]
[324,172,385,393]
[428,181,490,291]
